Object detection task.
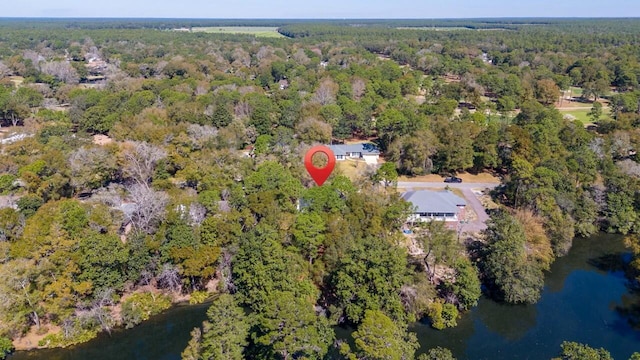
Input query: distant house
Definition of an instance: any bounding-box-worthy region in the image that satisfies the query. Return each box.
[328,143,380,164]
[402,190,466,223]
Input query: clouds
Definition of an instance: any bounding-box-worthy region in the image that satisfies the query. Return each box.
[4,0,640,18]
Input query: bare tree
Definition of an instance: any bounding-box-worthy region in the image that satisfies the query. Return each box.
[187,124,218,147]
[589,137,605,159]
[256,46,273,61]
[40,61,79,85]
[89,288,116,333]
[125,184,168,233]
[234,100,251,119]
[22,50,43,68]
[610,130,632,159]
[121,141,167,185]
[157,263,182,292]
[0,61,11,79]
[231,47,251,68]
[351,78,366,100]
[312,78,338,105]
[292,48,310,65]
[617,159,640,177]
[189,202,207,226]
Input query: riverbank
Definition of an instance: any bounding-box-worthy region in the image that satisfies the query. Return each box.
[10,234,639,360]
[10,285,212,352]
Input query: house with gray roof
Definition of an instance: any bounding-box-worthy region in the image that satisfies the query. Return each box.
[402,190,466,223]
[328,143,380,164]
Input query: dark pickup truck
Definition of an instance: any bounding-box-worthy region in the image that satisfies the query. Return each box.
[444,176,462,183]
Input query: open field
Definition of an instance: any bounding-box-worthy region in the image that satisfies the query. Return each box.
[190,26,285,38]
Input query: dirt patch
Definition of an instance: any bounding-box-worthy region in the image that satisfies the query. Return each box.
[7,76,24,87]
[13,324,61,350]
[93,134,113,146]
[399,171,500,183]
[405,94,426,105]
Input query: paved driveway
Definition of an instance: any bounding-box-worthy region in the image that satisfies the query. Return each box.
[397,181,500,233]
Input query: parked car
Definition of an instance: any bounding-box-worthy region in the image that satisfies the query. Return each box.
[444,176,462,183]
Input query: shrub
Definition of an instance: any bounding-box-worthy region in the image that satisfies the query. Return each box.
[37,319,98,349]
[0,337,13,360]
[427,300,458,330]
[121,292,171,328]
[38,329,98,348]
[189,290,209,304]
[0,175,15,194]
[16,194,44,217]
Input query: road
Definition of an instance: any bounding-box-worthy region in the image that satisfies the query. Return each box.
[398,181,500,233]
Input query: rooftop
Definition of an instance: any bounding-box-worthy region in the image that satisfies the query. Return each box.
[328,143,380,156]
[402,190,466,214]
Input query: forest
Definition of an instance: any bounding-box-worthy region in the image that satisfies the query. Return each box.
[0,18,640,359]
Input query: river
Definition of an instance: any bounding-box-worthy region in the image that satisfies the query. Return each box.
[10,234,640,360]
[413,234,640,359]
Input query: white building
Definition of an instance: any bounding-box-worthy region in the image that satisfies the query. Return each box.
[328,143,380,164]
[402,190,466,223]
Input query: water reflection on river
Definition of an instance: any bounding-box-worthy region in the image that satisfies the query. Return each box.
[10,234,640,360]
[413,234,640,359]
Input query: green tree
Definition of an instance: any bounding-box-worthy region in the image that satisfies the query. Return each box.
[331,236,408,324]
[16,194,43,217]
[120,292,171,329]
[244,161,302,214]
[374,162,399,188]
[182,294,249,360]
[555,341,613,360]
[212,105,233,128]
[418,347,456,360]
[447,258,481,310]
[0,259,43,335]
[427,300,458,330]
[482,211,544,304]
[588,101,603,123]
[233,226,314,312]
[416,221,461,283]
[253,291,334,360]
[347,310,418,360]
[77,233,129,294]
[291,211,325,264]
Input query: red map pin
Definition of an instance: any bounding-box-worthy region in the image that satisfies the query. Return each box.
[304,145,336,186]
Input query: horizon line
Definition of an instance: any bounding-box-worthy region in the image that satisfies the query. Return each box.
[1,16,640,20]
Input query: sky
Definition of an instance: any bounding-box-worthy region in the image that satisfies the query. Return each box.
[3,0,640,18]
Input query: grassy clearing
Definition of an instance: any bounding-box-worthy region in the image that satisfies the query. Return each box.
[190,26,285,38]
[335,159,376,182]
[559,108,591,123]
[567,86,583,97]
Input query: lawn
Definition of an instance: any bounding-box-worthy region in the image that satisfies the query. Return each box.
[559,108,591,123]
[336,159,367,181]
[190,27,285,38]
